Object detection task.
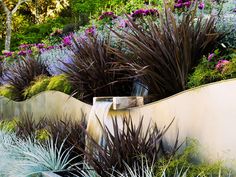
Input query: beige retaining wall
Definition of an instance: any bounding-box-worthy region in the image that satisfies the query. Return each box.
[1,79,236,167]
[0,91,91,122]
[127,79,236,167]
[102,79,236,168]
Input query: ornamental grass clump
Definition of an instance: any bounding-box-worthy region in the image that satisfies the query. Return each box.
[0,114,87,175]
[82,117,178,177]
[0,130,76,176]
[111,4,223,101]
[2,58,51,101]
[61,36,133,103]
[23,75,51,99]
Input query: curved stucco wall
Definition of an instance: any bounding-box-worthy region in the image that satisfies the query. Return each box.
[0,91,91,122]
[1,79,236,167]
[126,79,236,167]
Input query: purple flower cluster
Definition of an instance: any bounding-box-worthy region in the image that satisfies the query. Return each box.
[85,26,96,36]
[39,45,61,53]
[174,0,204,10]
[99,11,117,20]
[17,50,32,56]
[37,43,45,49]
[131,9,159,18]
[62,36,72,46]
[19,43,45,50]
[3,51,13,57]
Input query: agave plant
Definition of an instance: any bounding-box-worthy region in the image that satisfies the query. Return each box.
[110,4,223,102]
[2,58,51,101]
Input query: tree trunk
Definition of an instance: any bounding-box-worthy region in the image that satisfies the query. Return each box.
[5,12,12,51]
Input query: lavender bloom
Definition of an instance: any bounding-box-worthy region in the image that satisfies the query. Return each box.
[208,53,215,61]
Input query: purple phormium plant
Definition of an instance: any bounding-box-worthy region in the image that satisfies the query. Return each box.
[99,11,117,20]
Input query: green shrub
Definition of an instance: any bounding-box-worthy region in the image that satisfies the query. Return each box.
[46,74,72,94]
[0,117,19,133]
[187,58,223,88]
[188,51,236,88]
[23,75,72,99]
[23,76,51,99]
[154,139,231,177]
[35,129,51,142]
[0,85,18,100]
[222,54,236,78]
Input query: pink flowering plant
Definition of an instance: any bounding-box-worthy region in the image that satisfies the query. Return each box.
[205,49,232,73]
[188,48,236,88]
